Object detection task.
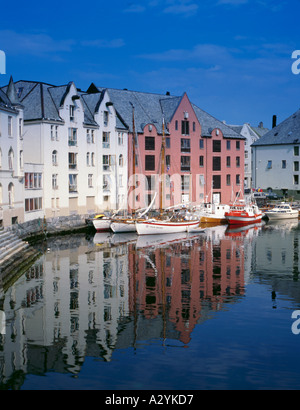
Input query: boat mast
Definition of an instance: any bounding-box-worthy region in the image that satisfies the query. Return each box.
[160,117,166,215]
[131,103,136,215]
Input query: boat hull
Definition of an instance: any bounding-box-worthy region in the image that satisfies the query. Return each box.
[200,215,227,224]
[264,211,299,220]
[136,220,200,235]
[110,220,136,233]
[225,214,262,225]
[92,218,111,231]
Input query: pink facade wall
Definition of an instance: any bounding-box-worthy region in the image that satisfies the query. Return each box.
[128,93,244,210]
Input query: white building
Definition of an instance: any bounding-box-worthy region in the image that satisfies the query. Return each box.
[0,78,24,228]
[1,79,128,223]
[228,122,269,190]
[252,109,300,199]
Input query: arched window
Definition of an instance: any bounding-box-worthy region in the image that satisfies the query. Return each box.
[119,154,123,167]
[8,148,14,170]
[8,183,14,206]
[52,150,58,166]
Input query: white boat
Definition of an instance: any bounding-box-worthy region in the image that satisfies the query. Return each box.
[110,218,137,233]
[264,203,299,220]
[135,218,200,235]
[92,214,111,231]
[225,200,263,225]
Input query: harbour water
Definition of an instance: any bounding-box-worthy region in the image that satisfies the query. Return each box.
[1,219,300,390]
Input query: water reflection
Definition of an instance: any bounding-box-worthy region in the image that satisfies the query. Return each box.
[0,220,300,388]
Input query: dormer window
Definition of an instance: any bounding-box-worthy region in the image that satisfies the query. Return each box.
[70,105,75,122]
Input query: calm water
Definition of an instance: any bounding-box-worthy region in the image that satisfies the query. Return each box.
[1,219,300,390]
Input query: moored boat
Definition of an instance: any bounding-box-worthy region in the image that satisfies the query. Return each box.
[264,203,299,220]
[225,200,262,225]
[135,218,200,235]
[92,214,111,231]
[196,203,230,224]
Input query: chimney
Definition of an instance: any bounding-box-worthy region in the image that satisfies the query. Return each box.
[258,121,263,128]
[272,115,277,128]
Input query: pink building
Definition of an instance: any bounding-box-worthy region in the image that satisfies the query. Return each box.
[88,85,245,210]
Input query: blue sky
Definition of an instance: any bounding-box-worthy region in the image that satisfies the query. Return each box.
[0,0,299,129]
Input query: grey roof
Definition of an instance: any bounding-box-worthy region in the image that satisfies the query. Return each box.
[1,80,97,126]
[252,109,300,146]
[93,86,243,139]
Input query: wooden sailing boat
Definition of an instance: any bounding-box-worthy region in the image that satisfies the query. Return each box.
[136,118,200,235]
[111,104,155,233]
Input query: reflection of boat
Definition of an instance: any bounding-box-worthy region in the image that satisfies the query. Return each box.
[136,232,190,248]
[92,214,111,231]
[136,218,201,235]
[225,221,265,236]
[225,200,262,225]
[264,203,299,220]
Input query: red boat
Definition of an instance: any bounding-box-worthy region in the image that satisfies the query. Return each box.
[225,200,262,225]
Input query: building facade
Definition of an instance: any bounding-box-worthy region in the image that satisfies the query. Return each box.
[251,109,300,199]
[0,80,24,228]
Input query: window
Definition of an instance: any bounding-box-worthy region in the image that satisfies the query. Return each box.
[70,105,75,121]
[88,174,93,188]
[227,140,231,150]
[146,175,155,191]
[181,120,189,135]
[226,174,231,186]
[236,156,240,167]
[118,133,124,145]
[8,183,14,206]
[52,150,58,166]
[213,175,221,189]
[282,160,286,169]
[86,152,90,166]
[145,155,155,171]
[91,130,95,143]
[91,153,95,166]
[193,122,196,132]
[166,155,170,168]
[236,141,240,150]
[8,116,12,136]
[294,161,299,171]
[236,174,241,185]
[166,137,170,148]
[226,156,231,167]
[181,138,190,153]
[145,136,155,150]
[294,175,299,184]
[68,128,77,146]
[103,131,110,148]
[25,197,42,212]
[103,111,109,126]
[8,148,14,169]
[19,118,22,139]
[52,174,58,189]
[55,126,59,140]
[103,174,110,190]
[294,146,299,156]
[267,160,272,169]
[69,174,77,192]
[51,125,54,140]
[103,155,109,171]
[69,152,77,169]
[199,155,204,167]
[175,120,178,131]
[25,173,42,189]
[86,129,91,143]
[19,150,23,170]
[181,156,190,171]
[245,150,248,159]
[213,157,221,171]
[199,139,204,149]
[119,154,124,167]
[181,175,190,191]
[213,140,221,152]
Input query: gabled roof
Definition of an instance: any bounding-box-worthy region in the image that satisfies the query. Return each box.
[91,86,242,139]
[1,80,98,126]
[252,109,300,146]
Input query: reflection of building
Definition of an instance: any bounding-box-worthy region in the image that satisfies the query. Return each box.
[0,226,249,385]
[129,227,245,344]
